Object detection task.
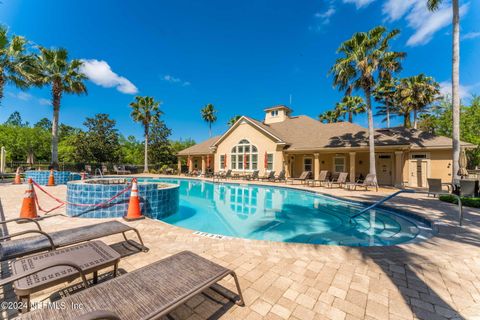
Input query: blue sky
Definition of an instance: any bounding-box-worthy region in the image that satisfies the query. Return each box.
[0,0,479,142]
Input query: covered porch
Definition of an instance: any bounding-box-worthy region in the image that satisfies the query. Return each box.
[284,149,406,187]
[177,153,215,175]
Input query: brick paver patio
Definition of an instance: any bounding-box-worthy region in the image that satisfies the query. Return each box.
[1,176,479,320]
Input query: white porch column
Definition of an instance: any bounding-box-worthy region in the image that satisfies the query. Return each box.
[394,151,404,187]
[177,158,182,174]
[349,152,356,182]
[314,153,320,180]
[201,156,206,175]
[284,153,291,178]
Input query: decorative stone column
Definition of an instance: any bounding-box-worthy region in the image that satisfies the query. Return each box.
[394,151,404,187]
[201,156,206,175]
[314,153,320,180]
[349,152,356,182]
[177,158,182,174]
[284,152,291,178]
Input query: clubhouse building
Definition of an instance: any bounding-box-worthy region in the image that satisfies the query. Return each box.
[178,105,471,187]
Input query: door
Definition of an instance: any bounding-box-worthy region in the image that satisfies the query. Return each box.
[409,159,428,187]
[376,154,393,185]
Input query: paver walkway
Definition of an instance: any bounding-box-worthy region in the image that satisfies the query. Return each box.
[0,176,479,320]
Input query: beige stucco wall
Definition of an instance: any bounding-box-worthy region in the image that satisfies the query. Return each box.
[401,149,453,186]
[214,121,284,175]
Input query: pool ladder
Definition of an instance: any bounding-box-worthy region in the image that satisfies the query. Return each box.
[349,189,464,226]
[94,168,104,178]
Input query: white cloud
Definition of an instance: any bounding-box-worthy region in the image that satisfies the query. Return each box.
[38,98,51,106]
[381,0,469,46]
[162,74,191,86]
[315,6,336,25]
[439,81,480,100]
[462,31,480,40]
[342,0,375,9]
[79,59,138,94]
[8,91,32,101]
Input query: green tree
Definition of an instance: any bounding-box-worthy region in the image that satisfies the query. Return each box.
[428,0,461,179]
[0,25,31,106]
[130,96,162,173]
[201,103,217,137]
[0,124,50,163]
[330,26,405,178]
[31,47,87,168]
[75,113,120,163]
[228,115,241,127]
[373,78,398,128]
[149,120,174,165]
[34,117,52,131]
[119,135,143,164]
[170,138,195,155]
[4,111,28,127]
[335,96,365,123]
[319,110,341,123]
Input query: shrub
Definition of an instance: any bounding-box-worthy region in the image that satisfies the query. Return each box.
[439,195,480,208]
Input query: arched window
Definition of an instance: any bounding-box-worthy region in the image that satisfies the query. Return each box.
[230,139,258,171]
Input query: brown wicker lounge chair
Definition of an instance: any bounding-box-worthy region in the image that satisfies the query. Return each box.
[0,220,147,262]
[259,170,275,181]
[327,172,348,188]
[20,251,244,320]
[306,170,329,187]
[346,173,378,191]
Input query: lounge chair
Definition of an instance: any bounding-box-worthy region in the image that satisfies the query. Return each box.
[0,219,147,262]
[245,170,259,181]
[460,180,478,197]
[427,178,452,197]
[259,170,275,181]
[346,173,378,191]
[327,172,348,188]
[18,251,244,320]
[306,170,329,187]
[113,165,131,175]
[274,170,286,182]
[286,171,311,184]
[101,164,108,175]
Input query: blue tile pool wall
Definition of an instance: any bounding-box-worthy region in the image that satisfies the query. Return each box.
[26,171,81,185]
[66,181,179,219]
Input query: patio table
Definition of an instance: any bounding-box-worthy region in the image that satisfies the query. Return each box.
[12,240,120,312]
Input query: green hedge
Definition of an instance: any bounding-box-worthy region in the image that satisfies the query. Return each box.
[439,195,480,208]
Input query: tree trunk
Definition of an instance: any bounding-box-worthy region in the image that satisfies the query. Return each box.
[413,109,418,129]
[364,88,377,179]
[348,111,353,123]
[386,103,390,128]
[144,130,149,173]
[209,122,212,137]
[404,113,412,128]
[452,0,461,181]
[51,81,62,169]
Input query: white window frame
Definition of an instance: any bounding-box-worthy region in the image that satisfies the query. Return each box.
[333,156,346,173]
[230,139,259,172]
[303,156,313,172]
[267,153,274,171]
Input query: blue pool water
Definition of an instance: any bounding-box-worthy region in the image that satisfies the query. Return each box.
[141,178,433,246]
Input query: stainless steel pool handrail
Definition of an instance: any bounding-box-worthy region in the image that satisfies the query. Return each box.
[94,168,104,178]
[350,189,464,226]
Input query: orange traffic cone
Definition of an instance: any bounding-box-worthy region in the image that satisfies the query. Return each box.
[13,167,22,185]
[19,178,38,219]
[123,178,144,221]
[47,169,55,186]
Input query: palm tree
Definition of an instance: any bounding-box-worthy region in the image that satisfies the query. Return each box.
[32,47,87,168]
[330,26,405,178]
[373,78,398,128]
[0,26,31,106]
[319,110,341,123]
[336,95,366,123]
[130,96,162,173]
[399,74,440,129]
[228,115,241,127]
[201,103,217,137]
[428,0,460,179]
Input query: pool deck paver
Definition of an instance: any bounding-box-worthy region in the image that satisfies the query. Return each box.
[0,175,479,319]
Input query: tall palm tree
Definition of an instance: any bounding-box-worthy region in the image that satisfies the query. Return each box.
[428,0,460,179]
[201,103,217,137]
[228,115,241,127]
[32,47,87,168]
[330,26,405,178]
[399,74,440,129]
[336,95,366,123]
[0,26,31,106]
[373,78,398,128]
[130,96,162,173]
[319,110,341,123]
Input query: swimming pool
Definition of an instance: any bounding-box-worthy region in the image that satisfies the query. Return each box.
[141,178,434,246]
